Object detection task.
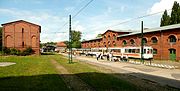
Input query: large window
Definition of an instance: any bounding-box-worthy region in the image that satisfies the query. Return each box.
[142,38,147,45]
[169,35,177,43]
[113,34,116,40]
[130,39,135,45]
[153,49,157,55]
[122,40,127,46]
[151,37,158,44]
[113,41,116,47]
[104,36,106,41]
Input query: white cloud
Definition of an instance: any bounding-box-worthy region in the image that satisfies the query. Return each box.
[148,0,180,14]
[0,8,69,43]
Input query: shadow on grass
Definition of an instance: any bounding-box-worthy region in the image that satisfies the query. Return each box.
[41,52,56,55]
[0,72,180,91]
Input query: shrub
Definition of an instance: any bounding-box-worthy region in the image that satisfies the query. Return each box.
[16,50,21,56]
[2,47,11,55]
[21,47,34,56]
[10,48,18,55]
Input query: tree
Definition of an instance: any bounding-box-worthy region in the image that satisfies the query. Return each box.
[178,3,180,23]
[170,1,180,24]
[96,34,102,38]
[160,10,170,26]
[160,1,180,26]
[64,41,69,48]
[71,30,82,48]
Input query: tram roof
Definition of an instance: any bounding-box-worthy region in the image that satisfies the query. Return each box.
[118,23,180,37]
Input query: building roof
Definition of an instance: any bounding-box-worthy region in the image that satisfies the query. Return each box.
[1,20,41,27]
[81,37,102,42]
[102,29,131,35]
[56,41,67,47]
[118,23,180,38]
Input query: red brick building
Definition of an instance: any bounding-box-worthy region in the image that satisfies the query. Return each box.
[1,20,41,55]
[81,24,180,60]
[55,41,67,52]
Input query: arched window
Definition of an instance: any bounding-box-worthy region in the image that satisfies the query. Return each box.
[151,37,158,44]
[5,35,13,47]
[104,36,106,41]
[153,49,157,55]
[142,38,147,45]
[168,35,177,43]
[130,39,135,45]
[113,41,116,47]
[113,34,116,40]
[108,41,110,46]
[108,35,110,40]
[32,36,37,47]
[122,40,127,46]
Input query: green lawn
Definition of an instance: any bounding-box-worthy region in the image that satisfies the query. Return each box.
[0,55,140,91]
[0,56,70,91]
[53,55,140,91]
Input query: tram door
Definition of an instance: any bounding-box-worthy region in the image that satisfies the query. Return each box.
[169,49,176,61]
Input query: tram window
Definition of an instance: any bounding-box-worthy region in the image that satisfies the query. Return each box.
[132,49,135,53]
[125,49,128,53]
[114,49,121,53]
[128,49,132,53]
[135,49,140,53]
[147,49,150,54]
[144,49,146,54]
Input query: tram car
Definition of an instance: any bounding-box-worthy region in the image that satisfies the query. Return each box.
[108,46,153,60]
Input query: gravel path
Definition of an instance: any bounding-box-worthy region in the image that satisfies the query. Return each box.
[73,55,180,90]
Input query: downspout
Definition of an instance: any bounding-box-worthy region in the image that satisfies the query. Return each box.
[160,30,163,60]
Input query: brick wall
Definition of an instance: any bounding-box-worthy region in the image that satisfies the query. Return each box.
[81,28,180,60]
[2,20,41,55]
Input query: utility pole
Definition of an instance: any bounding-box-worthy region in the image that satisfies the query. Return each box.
[141,21,144,64]
[69,15,72,63]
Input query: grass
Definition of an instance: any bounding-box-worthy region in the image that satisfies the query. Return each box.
[0,55,144,91]
[0,55,70,91]
[53,55,140,91]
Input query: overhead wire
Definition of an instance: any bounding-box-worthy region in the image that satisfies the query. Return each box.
[45,0,94,42]
[82,9,172,34]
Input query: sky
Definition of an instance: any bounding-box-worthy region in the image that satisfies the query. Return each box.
[0,0,180,43]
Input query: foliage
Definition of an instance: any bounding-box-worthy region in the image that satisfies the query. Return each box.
[41,42,57,48]
[64,41,69,48]
[21,47,35,56]
[160,10,170,26]
[2,47,34,56]
[2,47,11,54]
[160,1,180,26]
[96,34,102,38]
[10,48,18,55]
[65,30,82,48]
[170,1,180,24]
[71,30,82,48]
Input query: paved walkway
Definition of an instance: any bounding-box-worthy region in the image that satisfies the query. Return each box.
[60,53,180,89]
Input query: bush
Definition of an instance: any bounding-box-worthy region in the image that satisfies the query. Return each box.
[16,50,21,56]
[2,47,35,56]
[21,47,34,56]
[10,48,18,55]
[2,47,11,55]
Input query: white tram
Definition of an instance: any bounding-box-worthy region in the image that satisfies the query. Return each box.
[84,46,153,60]
[108,46,153,60]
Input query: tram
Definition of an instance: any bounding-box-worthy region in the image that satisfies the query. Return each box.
[82,46,153,60]
[108,46,153,60]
